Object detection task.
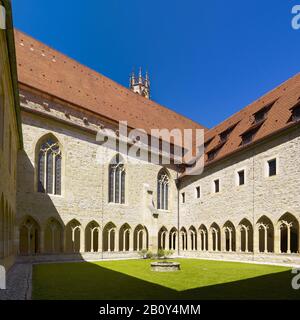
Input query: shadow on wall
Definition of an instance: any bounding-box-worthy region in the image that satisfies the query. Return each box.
[17,149,85,263]
[31,261,300,300]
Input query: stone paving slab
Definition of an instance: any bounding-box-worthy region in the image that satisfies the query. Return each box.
[0,263,32,300]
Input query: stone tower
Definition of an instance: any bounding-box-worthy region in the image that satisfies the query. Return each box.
[129,68,150,99]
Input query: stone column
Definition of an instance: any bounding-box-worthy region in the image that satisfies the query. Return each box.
[187,232,191,251]
[115,228,119,252]
[80,227,85,253]
[208,230,212,252]
[197,231,201,251]
[130,230,134,251]
[98,229,102,253]
[253,225,259,254]
[264,227,268,253]
[203,232,207,251]
[274,225,281,254]
[14,226,19,255]
[287,225,291,254]
[236,227,241,252]
[245,228,248,253]
[39,229,45,254]
[221,229,225,252]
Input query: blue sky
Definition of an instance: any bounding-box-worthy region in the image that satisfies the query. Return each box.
[11,0,300,128]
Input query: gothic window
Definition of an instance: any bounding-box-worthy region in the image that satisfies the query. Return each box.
[37,137,62,195]
[157,169,169,210]
[109,154,125,204]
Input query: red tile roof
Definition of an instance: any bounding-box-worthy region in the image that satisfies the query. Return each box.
[202,72,300,167]
[14,29,300,172]
[14,29,206,137]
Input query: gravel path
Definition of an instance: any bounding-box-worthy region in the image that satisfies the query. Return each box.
[0,263,32,300]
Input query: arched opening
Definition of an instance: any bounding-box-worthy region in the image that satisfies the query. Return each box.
[103,222,117,252]
[85,221,100,252]
[199,224,208,251]
[169,227,177,250]
[158,226,168,250]
[180,227,187,251]
[36,134,62,195]
[210,223,221,252]
[109,154,125,204]
[119,223,131,251]
[65,219,81,253]
[278,213,299,254]
[44,218,63,253]
[134,225,148,251]
[188,226,197,251]
[257,216,274,253]
[19,216,40,255]
[238,218,253,252]
[157,169,170,210]
[223,221,236,252]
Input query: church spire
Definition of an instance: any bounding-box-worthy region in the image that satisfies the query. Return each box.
[129,67,150,99]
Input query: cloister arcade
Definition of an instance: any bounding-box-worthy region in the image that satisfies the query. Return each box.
[14,213,300,256]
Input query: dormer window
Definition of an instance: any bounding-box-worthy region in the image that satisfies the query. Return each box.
[204,137,214,150]
[252,101,275,124]
[207,144,223,161]
[219,122,238,143]
[240,117,265,146]
[291,105,300,122]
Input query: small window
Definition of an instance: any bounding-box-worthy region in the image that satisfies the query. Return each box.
[238,170,245,186]
[214,179,220,193]
[253,101,274,124]
[181,192,185,203]
[196,186,201,199]
[292,106,300,122]
[268,159,277,177]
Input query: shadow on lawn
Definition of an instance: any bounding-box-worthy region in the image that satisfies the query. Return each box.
[33,262,300,300]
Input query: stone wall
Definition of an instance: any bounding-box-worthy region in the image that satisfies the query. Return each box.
[0,26,20,270]
[17,89,180,255]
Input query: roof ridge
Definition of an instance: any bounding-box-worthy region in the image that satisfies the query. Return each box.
[205,72,300,137]
[14,29,206,130]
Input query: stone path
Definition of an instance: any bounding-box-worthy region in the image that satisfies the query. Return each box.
[0,263,32,300]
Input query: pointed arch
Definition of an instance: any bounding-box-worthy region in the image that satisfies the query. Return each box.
[238,218,253,252]
[44,217,63,253]
[109,154,125,204]
[158,226,168,250]
[103,222,117,252]
[36,133,62,195]
[188,226,197,251]
[133,224,148,251]
[119,223,131,251]
[169,227,178,250]
[199,224,208,251]
[157,168,170,210]
[19,216,40,255]
[85,221,100,252]
[256,215,274,253]
[65,219,82,253]
[223,221,236,252]
[277,212,299,253]
[180,227,187,251]
[210,223,221,252]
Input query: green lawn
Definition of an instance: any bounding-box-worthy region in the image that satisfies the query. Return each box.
[32,259,300,300]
